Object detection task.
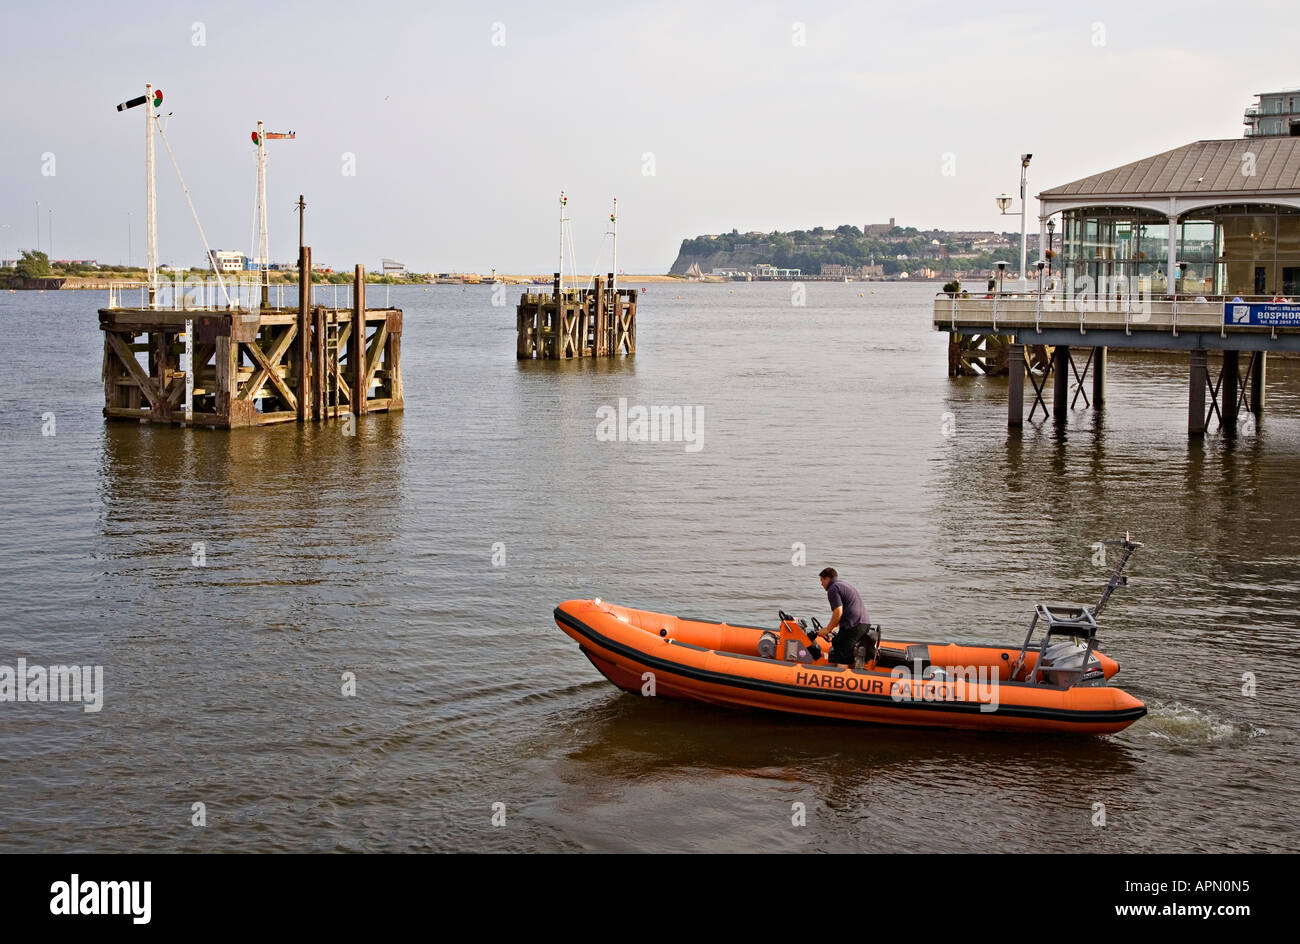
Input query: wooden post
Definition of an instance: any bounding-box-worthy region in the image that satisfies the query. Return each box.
[1221,349,1239,432]
[1092,346,1106,409]
[1052,344,1070,422]
[215,317,236,427]
[625,292,636,355]
[352,265,366,415]
[593,275,605,356]
[313,306,326,420]
[606,272,616,355]
[1008,343,1025,428]
[1188,348,1208,437]
[385,314,404,409]
[101,333,115,416]
[1251,351,1266,416]
[296,246,311,421]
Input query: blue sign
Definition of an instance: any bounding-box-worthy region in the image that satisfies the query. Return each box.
[1224,302,1300,327]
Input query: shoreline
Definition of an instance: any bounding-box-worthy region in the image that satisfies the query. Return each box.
[10,273,963,291]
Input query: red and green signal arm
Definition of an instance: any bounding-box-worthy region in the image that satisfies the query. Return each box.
[251,130,297,145]
[116,89,163,112]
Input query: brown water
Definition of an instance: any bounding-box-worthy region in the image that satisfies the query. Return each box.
[0,281,1295,852]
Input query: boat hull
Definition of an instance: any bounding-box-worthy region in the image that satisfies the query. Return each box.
[555,599,1146,735]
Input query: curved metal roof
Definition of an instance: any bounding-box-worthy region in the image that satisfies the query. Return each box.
[1038,137,1300,199]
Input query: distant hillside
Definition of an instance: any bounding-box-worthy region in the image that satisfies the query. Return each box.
[669,223,1035,277]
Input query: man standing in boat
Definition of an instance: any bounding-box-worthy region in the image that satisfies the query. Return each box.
[817,568,869,665]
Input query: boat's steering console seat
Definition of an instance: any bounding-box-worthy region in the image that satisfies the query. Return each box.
[874,644,930,674]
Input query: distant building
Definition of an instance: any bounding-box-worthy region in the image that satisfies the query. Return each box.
[755,263,801,279]
[208,249,246,273]
[381,258,407,277]
[863,217,896,236]
[1243,88,1300,137]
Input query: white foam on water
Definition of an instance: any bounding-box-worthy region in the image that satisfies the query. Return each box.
[1141,699,1266,743]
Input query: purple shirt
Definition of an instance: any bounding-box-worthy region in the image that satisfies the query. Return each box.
[827,579,868,629]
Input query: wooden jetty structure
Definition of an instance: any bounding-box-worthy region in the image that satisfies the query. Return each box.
[98,251,403,428]
[517,273,636,359]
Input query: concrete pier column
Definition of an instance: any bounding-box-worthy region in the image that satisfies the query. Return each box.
[1008,343,1025,428]
[1188,348,1208,437]
[1053,344,1070,422]
[1221,350,1240,432]
[1251,351,1267,416]
[1092,346,1106,409]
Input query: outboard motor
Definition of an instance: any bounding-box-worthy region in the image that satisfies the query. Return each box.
[1038,639,1105,686]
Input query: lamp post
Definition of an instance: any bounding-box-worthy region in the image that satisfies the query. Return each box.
[1047,218,1056,277]
[1036,260,1046,297]
[1018,154,1031,284]
[995,260,1008,294]
[994,153,1032,289]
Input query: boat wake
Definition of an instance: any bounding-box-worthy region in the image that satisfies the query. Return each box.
[1139,699,1266,743]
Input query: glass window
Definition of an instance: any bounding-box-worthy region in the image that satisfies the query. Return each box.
[1277,214,1300,259]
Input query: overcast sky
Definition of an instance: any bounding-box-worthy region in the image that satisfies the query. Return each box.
[2,0,1295,272]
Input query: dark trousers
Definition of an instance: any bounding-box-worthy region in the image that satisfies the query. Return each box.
[828,623,866,666]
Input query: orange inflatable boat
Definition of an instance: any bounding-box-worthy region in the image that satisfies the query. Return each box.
[554,539,1148,735]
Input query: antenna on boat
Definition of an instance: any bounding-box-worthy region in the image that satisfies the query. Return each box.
[1091,535,1144,618]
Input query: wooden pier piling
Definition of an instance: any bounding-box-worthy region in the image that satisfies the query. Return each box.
[516,273,636,359]
[296,245,311,422]
[97,248,403,428]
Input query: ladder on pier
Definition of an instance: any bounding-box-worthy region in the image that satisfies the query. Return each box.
[325,318,340,418]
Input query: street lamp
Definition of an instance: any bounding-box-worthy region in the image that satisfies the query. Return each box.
[994,154,1033,288]
[1047,218,1056,277]
[995,260,1008,294]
